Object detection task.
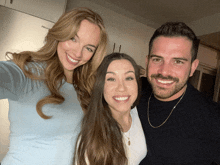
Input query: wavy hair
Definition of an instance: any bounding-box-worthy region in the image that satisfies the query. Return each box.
[74,53,141,165]
[7,7,108,119]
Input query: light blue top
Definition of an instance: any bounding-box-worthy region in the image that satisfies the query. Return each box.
[0,61,83,165]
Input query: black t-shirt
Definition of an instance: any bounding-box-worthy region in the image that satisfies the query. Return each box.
[138,77,220,165]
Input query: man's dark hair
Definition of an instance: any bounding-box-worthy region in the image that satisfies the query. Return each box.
[148,22,200,62]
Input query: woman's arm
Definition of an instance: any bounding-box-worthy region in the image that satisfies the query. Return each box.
[0,61,27,100]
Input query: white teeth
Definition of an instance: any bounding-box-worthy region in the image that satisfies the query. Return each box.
[158,79,173,84]
[67,54,78,63]
[115,97,128,101]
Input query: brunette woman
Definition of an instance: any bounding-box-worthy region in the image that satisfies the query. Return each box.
[75,53,147,165]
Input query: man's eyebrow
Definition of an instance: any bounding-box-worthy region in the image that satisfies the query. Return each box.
[149,55,188,61]
[149,54,162,58]
[173,57,188,61]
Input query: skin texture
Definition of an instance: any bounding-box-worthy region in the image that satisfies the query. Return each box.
[104,59,138,131]
[146,36,199,101]
[57,20,101,83]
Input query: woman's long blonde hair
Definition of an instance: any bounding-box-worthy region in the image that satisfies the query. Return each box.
[8,7,108,119]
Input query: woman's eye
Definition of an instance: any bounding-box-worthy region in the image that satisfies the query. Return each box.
[106,78,115,81]
[71,37,76,42]
[86,47,94,53]
[126,77,134,81]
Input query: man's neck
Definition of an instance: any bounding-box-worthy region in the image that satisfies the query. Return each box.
[155,85,187,102]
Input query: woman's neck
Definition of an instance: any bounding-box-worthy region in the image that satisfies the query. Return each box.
[112,111,132,132]
[64,69,73,83]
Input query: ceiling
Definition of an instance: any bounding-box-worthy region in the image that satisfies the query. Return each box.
[90,0,220,51]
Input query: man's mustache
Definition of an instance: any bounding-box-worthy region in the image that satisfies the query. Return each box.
[151,74,179,82]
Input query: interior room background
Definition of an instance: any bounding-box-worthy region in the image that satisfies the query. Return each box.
[0,0,220,161]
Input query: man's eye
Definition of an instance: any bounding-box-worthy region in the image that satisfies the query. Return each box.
[175,60,184,64]
[152,58,161,62]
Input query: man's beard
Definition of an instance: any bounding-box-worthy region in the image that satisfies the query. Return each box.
[147,72,190,100]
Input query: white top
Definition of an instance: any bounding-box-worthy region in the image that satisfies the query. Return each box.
[122,107,147,165]
[75,107,147,165]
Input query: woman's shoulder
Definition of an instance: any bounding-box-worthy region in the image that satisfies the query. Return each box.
[25,61,46,76]
[0,60,25,78]
[0,60,45,100]
[0,60,46,74]
[130,107,139,119]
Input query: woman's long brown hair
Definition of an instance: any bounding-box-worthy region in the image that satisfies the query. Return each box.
[7,7,108,119]
[74,53,141,165]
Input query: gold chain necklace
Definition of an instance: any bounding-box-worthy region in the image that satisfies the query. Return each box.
[123,115,132,146]
[147,91,185,128]
[123,130,131,146]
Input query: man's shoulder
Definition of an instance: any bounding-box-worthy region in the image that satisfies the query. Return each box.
[140,77,152,93]
[186,83,220,112]
[187,83,218,104]
[137,77,152,114]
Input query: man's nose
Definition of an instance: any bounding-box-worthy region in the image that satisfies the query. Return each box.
[158,62,172,76]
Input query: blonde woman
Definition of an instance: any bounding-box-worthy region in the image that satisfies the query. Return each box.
[0,7,107,165]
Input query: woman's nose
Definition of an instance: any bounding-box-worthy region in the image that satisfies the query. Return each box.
[116,81,126,92]
[74,46,83,58]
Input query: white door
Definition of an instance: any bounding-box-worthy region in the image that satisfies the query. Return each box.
[0,0,6,5]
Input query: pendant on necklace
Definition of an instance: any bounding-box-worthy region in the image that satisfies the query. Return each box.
[128,139,130,146]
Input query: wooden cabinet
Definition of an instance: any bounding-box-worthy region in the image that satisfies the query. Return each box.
[2,0,67,22]
[189,63,219,102]
[190,44,220,102]
[214,59,220,102]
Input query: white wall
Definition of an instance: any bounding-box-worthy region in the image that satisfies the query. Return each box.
[66,0,219,69]
[66,0,155,68]
[0,99,9,162]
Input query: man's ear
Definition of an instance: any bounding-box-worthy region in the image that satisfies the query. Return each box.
[145,55,149,68]
[190,59,199,77]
